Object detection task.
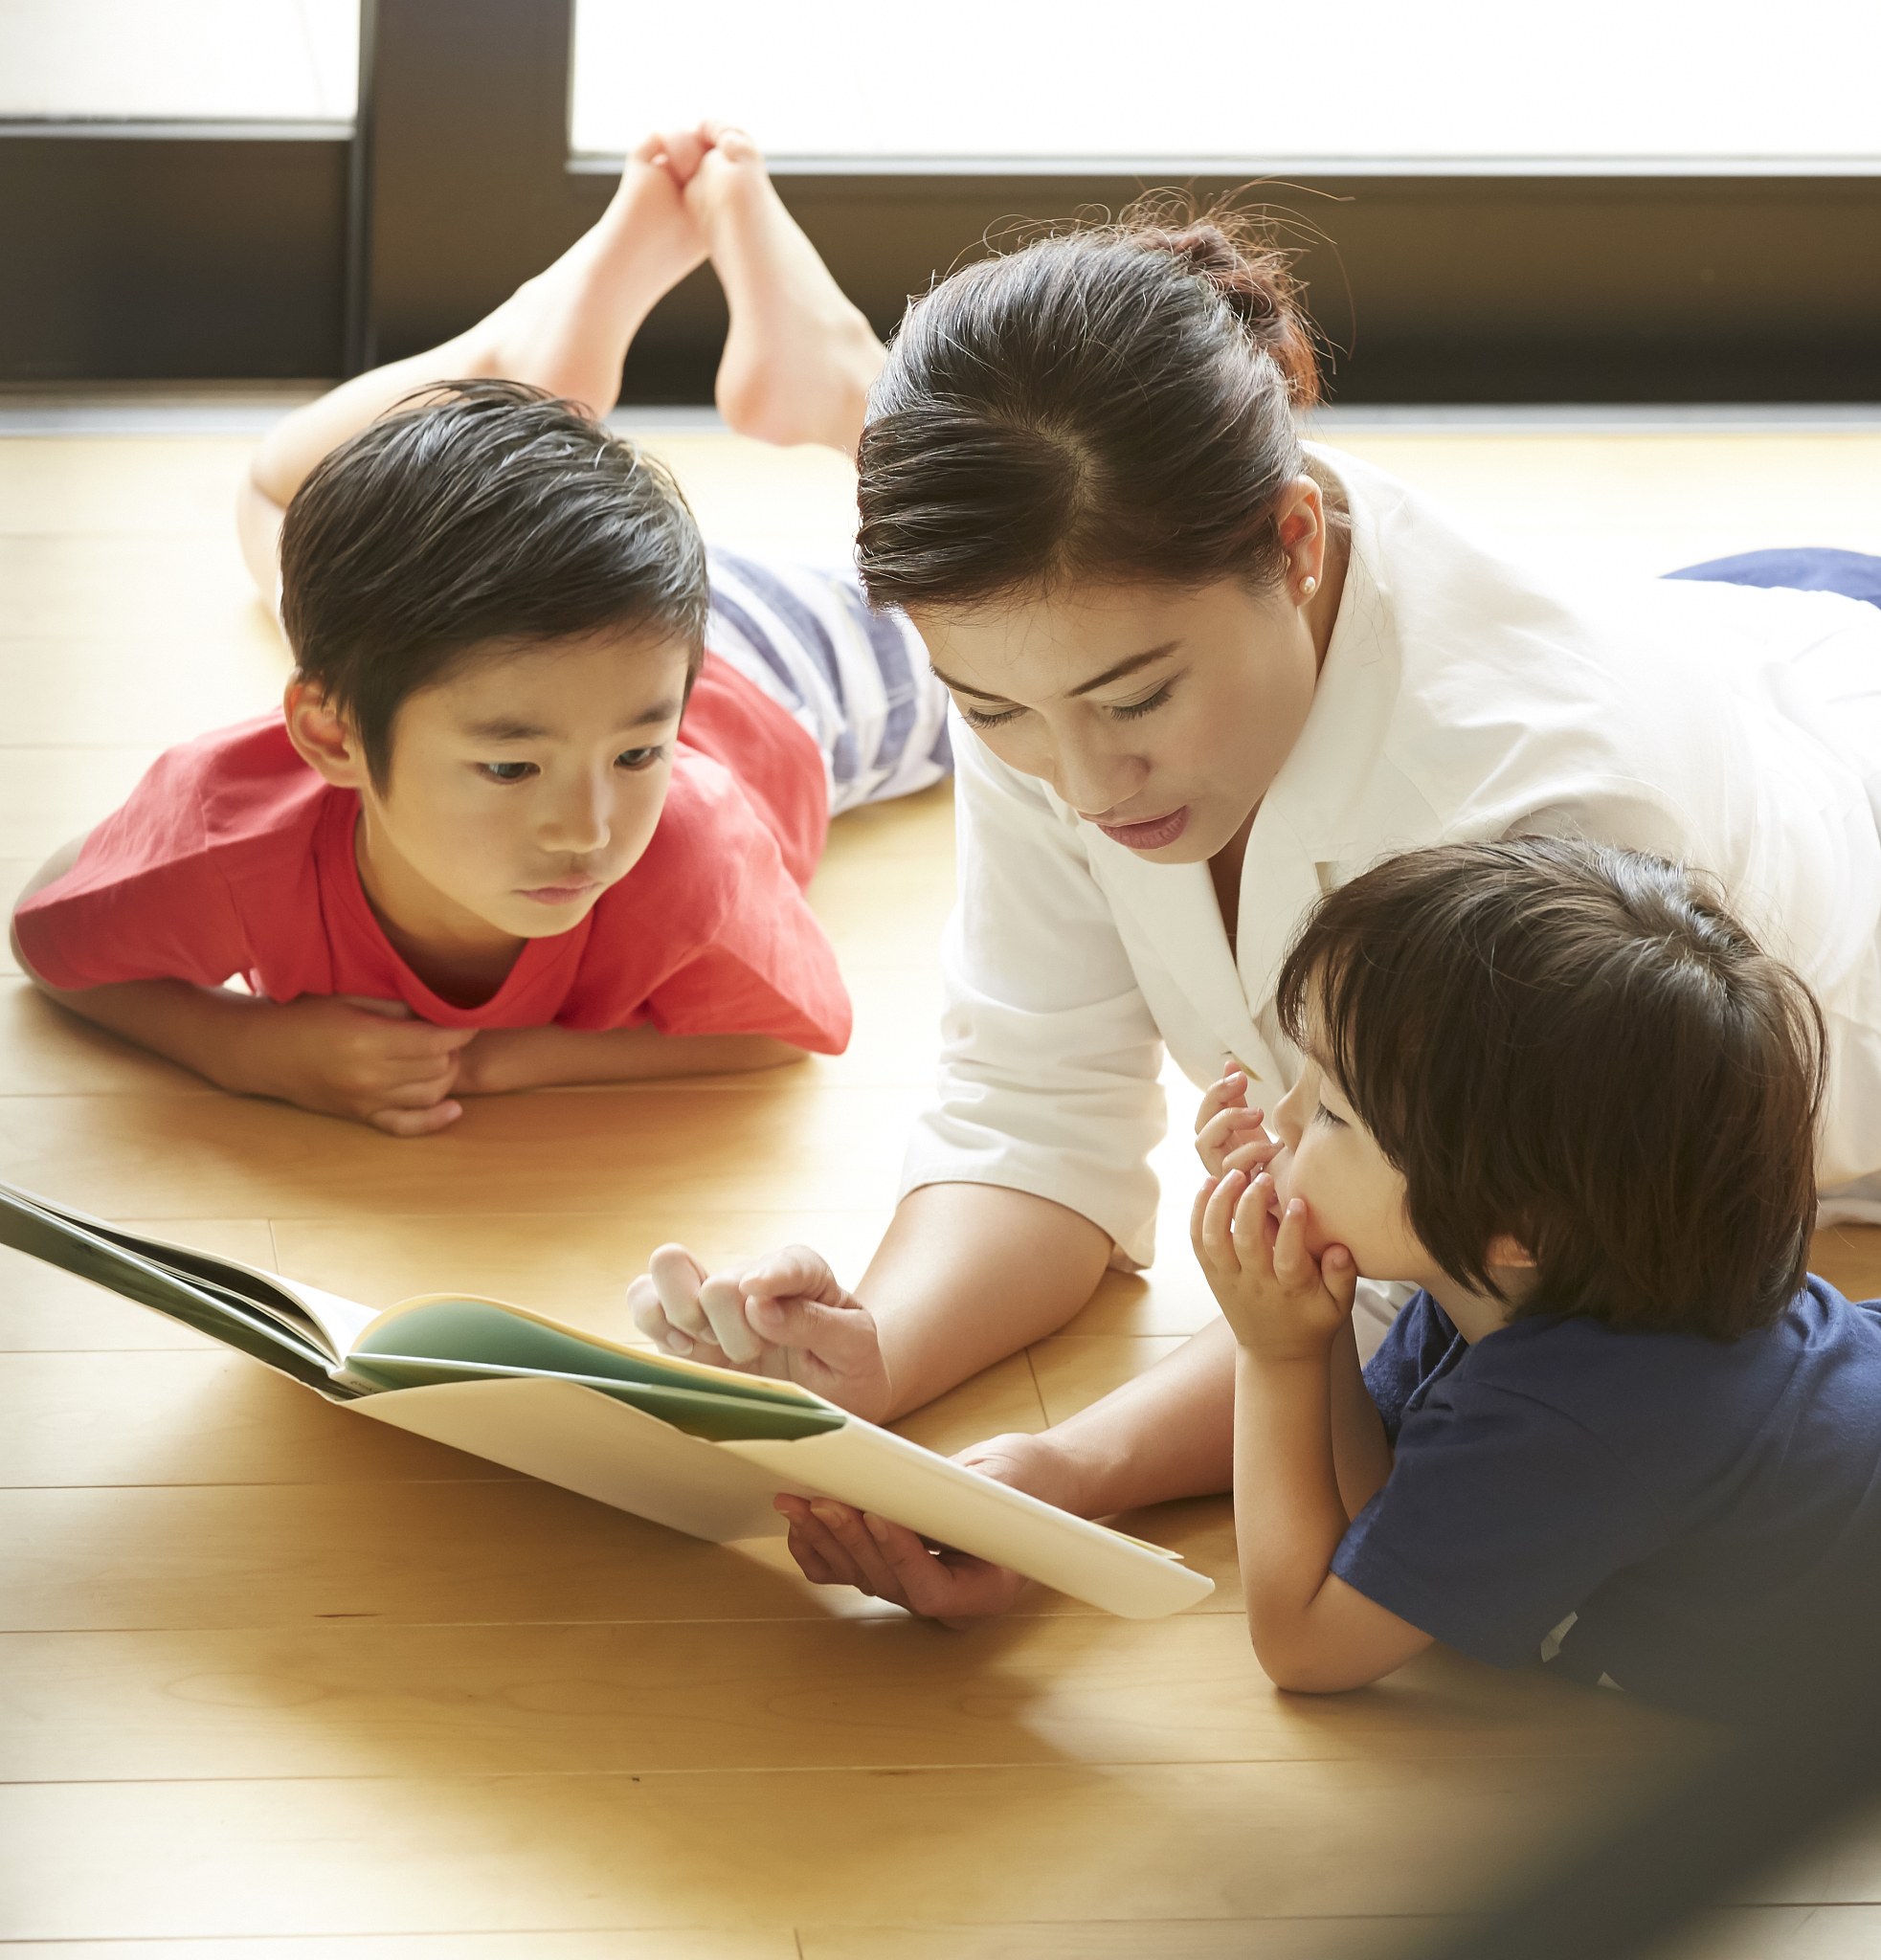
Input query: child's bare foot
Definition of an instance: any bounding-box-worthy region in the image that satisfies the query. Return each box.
[683,123,885,455]
[465,133,708,417]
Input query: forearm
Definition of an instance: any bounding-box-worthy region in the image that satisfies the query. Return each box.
[1234,1344,1355,1682]
[458,1022,805,1092]
[17,966,272,1096]
[1328,1319,1393,1518]
[860,1183,1112,1420]
[1042,1316,1238,1517]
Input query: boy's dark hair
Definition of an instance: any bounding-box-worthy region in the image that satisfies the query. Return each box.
[279,380,709,791]
[857,199,1322,612]
[1275,838,1828,1341]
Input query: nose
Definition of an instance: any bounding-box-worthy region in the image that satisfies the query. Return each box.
[540,768,613,857]
[1271,1071,1310,1149]
[1046,724,1149,817]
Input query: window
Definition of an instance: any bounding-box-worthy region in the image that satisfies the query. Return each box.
[571,0,1881,171]
[1,0,356,126]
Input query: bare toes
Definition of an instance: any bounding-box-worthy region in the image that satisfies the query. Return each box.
[701,121,759,165]
[658,126,708,182]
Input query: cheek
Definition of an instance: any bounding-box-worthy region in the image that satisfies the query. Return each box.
[616,766,674,846]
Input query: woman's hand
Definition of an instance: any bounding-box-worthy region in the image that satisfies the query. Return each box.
[1194,1069,1276,1176]
[628,1242,895,1420]
[774,1431,1080,1626]
[1191,1169,1356,1358]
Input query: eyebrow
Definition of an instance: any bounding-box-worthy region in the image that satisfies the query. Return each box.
[927,641,1182,706]
[461,700,683,743]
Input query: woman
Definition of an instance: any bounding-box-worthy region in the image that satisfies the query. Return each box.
[628,201,1881,1612]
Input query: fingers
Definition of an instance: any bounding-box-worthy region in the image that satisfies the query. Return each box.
[369,1099,463,1138]
[335,994,415,1021]
[735,1243,845,1310]
[1221,1132,1281,1177]
[1195,1169,1248,1274]
[1268,1196,1357,1318]
[774,1495,914,1607]
[773,1496,1013,1624]
[1320,1242,1359,1316]
[1194,1069,1251,1130]
[370,1060,464,1108]
[696,1269,766,1366]
[743,1292,872,1365]
[632,1244,711,1355]
[1195,1105,1269,1175]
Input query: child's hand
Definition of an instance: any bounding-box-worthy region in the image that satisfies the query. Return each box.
[1191,1169,1357,1359]
[1194,1069,1276,1177]
[232,994,478,1137]
[629,1242,894,1421]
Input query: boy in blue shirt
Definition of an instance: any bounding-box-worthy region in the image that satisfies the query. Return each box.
[1190,837,1881,1720]
[780,838,1881,1723]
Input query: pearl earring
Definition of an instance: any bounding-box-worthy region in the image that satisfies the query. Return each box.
[1300,575,1318,599]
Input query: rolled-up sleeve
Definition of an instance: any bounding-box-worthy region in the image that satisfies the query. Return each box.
[899,723,1169,1266]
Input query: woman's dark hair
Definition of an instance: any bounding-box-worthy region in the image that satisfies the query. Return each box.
[279,380,709,791]
[1275,838,1828,1341]
[857,201,1321,612]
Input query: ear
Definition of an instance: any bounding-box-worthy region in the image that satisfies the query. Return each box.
[282,676,371,791]
[1484,1233,1538,1270]
[1272,477,1327,604]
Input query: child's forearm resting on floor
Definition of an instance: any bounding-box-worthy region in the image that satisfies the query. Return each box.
[1195,1169,1430,1692]
[12,847,801,1136]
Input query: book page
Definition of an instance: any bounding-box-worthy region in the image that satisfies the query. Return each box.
[350,1295,833,1408]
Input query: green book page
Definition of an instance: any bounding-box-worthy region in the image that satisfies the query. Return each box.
[0,1183,340,1392]
[348,1301,835,1411]
[351,1299,832,1412]
[346,1352,843,1442]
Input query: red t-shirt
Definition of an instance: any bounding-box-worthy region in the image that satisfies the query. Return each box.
[14,653,850,1052]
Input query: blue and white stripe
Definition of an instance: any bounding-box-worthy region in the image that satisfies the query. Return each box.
[705,550,953,815]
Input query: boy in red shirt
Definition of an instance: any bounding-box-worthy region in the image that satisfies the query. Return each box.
[11,123,958,1133]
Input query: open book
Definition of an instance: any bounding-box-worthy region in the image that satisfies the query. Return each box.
[0,1180,1212,1620]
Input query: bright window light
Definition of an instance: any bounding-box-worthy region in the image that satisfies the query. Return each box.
[0,0,356,122]
[571,0,1881,170]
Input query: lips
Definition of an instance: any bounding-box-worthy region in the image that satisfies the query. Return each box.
[1093,806,1190,852]
[518,880,603,906]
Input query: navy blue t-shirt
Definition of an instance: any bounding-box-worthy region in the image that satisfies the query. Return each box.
[1331,1278,1881,1721]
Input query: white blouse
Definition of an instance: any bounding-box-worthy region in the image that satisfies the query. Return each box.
[900,445,1881,1267]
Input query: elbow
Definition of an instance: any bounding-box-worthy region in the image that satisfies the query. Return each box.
[1247,1624,1380,1698]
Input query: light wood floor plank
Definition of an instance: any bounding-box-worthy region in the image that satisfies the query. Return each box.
[0,1939,796,1960]
[0,747,164,858]
[0,1757,1685,1941]
[0,434,264,537]
[0,1479,907,1632]
[0,635,285,747]
[0,534,270,645]
[0,1350,520,1488]
[1030,1336,1188,1427]
[0,1615,1695,1784]
[798,1925,1444,1960]
[0,1223,277,1351]
[0,1082,929,1219]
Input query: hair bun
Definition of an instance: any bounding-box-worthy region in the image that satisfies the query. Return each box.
[1130,212,1319,407]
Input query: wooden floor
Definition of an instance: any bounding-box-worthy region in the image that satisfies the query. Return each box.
[3,418,1881,1957]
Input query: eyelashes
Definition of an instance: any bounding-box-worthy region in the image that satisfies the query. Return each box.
[957,680,1178,731]
[475,747,666,784]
